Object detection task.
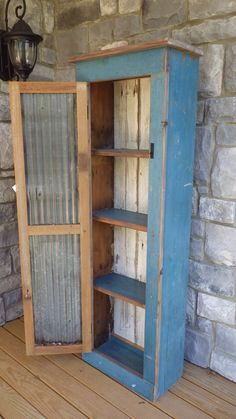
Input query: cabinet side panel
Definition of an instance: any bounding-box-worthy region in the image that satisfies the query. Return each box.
[91,82,114,347]
[157,50,199,397]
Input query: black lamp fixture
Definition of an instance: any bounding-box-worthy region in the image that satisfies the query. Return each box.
[0,0,43,81]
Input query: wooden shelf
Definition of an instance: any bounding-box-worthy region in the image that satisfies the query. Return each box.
[96,335,144,376]
[92,148,150,158]
[93,208,147,232]
[94,273,146,308]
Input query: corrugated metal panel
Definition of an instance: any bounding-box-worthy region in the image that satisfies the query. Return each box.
[21,93,81,344]
[30,235,81,344]
[22,93,79,225]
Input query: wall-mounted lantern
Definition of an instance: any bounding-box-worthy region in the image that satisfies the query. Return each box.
[0,0,43,81]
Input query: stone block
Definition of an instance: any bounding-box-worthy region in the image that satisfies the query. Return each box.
[185,327,212,368]
[55,26,88,67]
[119,0,142,14]
[212,148,236,199]
[191,219,205,238]
[143,0,187,29]
[0,94,10,121]
[173,16,236,44]
[11,246,20,273]
[216,124,236,146]
[0,203,16,224]
[55,66,76,82]
[0,179,16,203]
[3,287,23,322]
[197,293,236,325]
[190,237,204,261]
[199,44,224,97]
[197,101,205,125]
[57,1,100,30]
[215,324,236,357]
[194,126,214,185]
[189,0,236,20]
[0,297,5,326]
[0,274,21,295]
[0,170,14,178]
[39,47,57,66]
[42,0,55,33]
[205,223,236,266]
[0,248,11,279]
[29,64,55,81]
[43,34,55,50]
[0,123,13,170]
[114,14,141,39]
[189,260,235,297]
[211,349,236,382]
[225,44,236,92]
[0,81,8,94]
[205,97,236,123]
[127,28,171,44]
[198,185,209,195]
[192,186,198,216]
[200,197,236,224]
[100,0,117,16]
[89,19,113,50]
[186,287,196,326]
[0,222,18,248]
[196,316,213,334]
[102,41,128,50]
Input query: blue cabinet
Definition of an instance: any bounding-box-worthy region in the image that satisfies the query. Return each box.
[77,41,200,400]
[72,39,201,401]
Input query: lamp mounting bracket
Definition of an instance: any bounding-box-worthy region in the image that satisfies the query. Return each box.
[5,0,26,31]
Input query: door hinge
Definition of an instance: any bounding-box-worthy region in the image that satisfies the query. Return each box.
[150,143,154,159]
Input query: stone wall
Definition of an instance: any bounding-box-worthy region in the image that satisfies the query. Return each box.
[0,0,56,326]
[53,0,236,383]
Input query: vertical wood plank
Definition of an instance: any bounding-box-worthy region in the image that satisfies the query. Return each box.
[90,82,114,347]
[77,82,93,352]
[9,82,35,355]
[114,79,139,343]
[136,77,150,347]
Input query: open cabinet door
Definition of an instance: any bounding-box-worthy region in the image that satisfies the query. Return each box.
[9,82,93,356]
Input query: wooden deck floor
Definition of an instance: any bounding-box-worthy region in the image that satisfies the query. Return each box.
[0,319,235,419]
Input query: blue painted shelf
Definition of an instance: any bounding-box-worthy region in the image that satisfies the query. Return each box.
[94,273,146,308]
[96,335,144,376]
[93,208,148,232]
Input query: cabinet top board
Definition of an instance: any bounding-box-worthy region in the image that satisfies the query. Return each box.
[69,38,203,64]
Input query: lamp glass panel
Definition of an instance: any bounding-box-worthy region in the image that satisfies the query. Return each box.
[8,39,37,70]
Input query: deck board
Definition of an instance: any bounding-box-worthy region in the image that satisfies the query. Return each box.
[0,378,45,419]
[1,319,236,419]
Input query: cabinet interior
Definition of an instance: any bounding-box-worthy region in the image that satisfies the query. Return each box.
[91,78,150,376]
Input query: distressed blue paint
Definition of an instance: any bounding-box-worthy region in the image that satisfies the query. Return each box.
[144,71,166,385]
[96,335,143,375]
[76,45,200,402]
[76,49,164,82]
[82,351,153,400]
[156,50,199,398]
[94,273,146,306]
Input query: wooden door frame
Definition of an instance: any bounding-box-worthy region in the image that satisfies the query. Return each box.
[9,81,93,356]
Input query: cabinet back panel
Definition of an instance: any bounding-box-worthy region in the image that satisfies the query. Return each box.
[113,78,150,348]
